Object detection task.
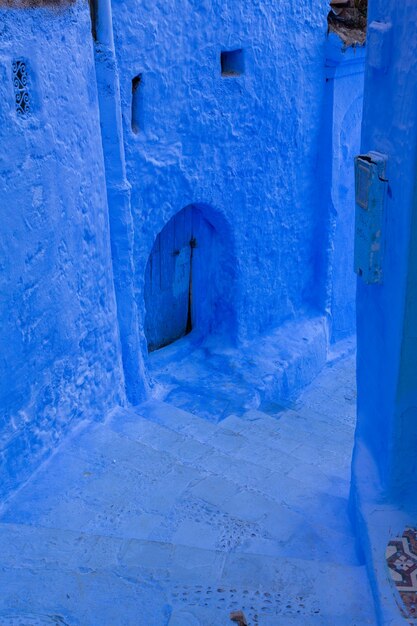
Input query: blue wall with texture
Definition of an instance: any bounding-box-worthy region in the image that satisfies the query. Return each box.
[111,0,331,345]
[0,0,364,499]
[0,2,125,498]
[352,0,417,501]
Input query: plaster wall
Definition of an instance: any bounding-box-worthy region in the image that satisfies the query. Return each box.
[111,0,331,345]
[352,0,417,498]
[320,33,365,342]
[0,0,366,499]
[349,13,417,618]
[0,2,125,499]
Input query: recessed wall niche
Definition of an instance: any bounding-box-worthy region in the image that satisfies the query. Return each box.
[88,0,98,40]
[220,48,245,76]
[131,73,142,134]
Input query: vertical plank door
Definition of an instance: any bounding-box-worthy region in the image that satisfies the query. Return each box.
[145,207,193,351]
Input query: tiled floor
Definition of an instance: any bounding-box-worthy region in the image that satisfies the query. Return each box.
[387,527,417,621]
[0,344,376,625]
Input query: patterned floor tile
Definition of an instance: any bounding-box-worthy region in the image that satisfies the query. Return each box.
[386,527,417,620]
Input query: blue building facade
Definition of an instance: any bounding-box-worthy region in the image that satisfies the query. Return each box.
[0,0,364,522]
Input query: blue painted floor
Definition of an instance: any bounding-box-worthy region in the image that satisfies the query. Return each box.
[0,345,376,625]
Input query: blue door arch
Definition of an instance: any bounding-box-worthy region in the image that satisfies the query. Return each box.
[144,206,215,352]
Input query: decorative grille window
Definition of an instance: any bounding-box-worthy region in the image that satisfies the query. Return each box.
[12,60,30,118]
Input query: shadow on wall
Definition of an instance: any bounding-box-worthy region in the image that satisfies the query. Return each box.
[144,204,237,352]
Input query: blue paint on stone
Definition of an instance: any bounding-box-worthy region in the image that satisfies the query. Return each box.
[349,0,417,622]
[0,0,372,621]
[0,0,364,505]
[0,2,125,500]
[352,0,417,499]
[323,36,365,341]
[111,0,332,344]
[0,3,364,489]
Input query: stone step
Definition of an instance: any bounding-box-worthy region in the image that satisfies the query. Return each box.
[136,398,354,455]
[0,353,375,624]
[0,413,358,566]
[132,402,352,499]
[114,407,356,541]
[147,316,329,421]
[134,401,352,475]
[0,522,375,626]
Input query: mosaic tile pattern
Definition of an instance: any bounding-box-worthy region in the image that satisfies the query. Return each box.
[386,527,417,620]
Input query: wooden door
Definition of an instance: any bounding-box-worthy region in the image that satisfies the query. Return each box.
[145,207,194,351]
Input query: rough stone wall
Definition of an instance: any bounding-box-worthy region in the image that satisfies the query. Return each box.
[0,1,125,498]
[111,0,330,342]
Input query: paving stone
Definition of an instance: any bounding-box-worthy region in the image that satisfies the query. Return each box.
[0,352,377,624]
[188,476,241,508]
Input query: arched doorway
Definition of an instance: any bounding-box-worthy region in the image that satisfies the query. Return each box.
[144,205,224,352]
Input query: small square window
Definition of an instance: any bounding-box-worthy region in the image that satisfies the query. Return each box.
[221,49,244,77]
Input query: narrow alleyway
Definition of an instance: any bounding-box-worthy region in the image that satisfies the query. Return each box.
[0,347,376,625]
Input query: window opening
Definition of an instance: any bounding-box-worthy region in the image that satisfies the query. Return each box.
[12,60,30,118]
[221,49,245,77]
[131,74,142,134]
[88,0,98,41]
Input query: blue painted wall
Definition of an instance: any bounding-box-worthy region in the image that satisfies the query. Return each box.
[318,36,365,343]
[348,5,417,620]
[111,0,332,347]
[0,0,365,498]
[351,0,417,501]
[0,2,125,498]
